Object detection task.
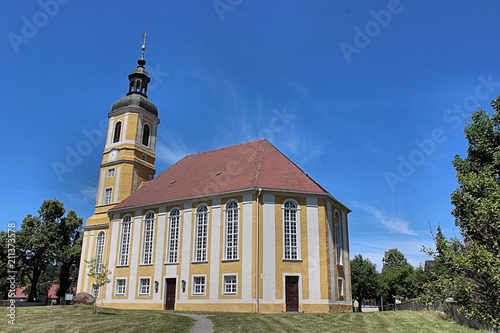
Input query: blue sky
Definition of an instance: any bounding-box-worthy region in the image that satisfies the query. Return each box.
[2,0,500,270]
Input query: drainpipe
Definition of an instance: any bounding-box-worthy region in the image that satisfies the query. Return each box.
[256,188,262,313]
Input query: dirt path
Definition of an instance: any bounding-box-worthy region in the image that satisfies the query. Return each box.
[176,313,214,333]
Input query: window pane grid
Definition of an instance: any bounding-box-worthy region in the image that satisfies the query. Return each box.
[95,231,105,273]
[224,202,239,260]
[104,188,112,205]
[142,213,155,265]
[193,277,205,295]
[91,284,100,298]
[119,217,131,266]
[116,279,126,295]
[167,210,180,263]
[283,201,298,259]
[140,278,150,295]
[335,212,342,265]
[195,206,208,262]
[224,275,237,295]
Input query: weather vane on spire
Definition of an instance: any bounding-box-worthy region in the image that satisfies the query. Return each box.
[140,30,148,60]
[141,30,148,50]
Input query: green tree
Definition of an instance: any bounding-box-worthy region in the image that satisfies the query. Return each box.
[0,231,9,300]
[17,199,83,303]
[379,248,415,304]
[86,258,111,314]
[425,98,500,328]
[55,210,83,303]
[350,254,379,312]
[17,200,63,301]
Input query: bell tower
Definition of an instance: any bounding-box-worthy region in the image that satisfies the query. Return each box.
[86,33,160,226]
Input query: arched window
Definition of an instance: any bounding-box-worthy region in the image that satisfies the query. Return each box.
[334,210,342,265]
[95,231,105,273]
[142,124,150,146]
[283,200,299,260]
[113,121,122,143]
[224,201,239,260]
[194,205,209,262]
[118,216,132,266]
[166,209,181,263]
[141,212,155,265]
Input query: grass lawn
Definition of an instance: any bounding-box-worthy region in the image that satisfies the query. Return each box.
[208,310,481,333]
[0,305,483,332]
[0,304,194,333]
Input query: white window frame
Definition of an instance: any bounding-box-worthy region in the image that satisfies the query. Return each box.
[113,120,122,143]
[141,212,155,265]
[104,187,113,205]
[107,168,115,178]
[118,215,132,266]
[94,231,105,273]
[166,208,181,264]
[91,283,100,298]
[192,275,206,296]
[139,277,151,296]
[193,205,209,262]
[334,210,343,266]
[282,199,301,260]
[338,277,344,298]
[115,278,127,296]
[222,274,238,295]
[223,201,239,260]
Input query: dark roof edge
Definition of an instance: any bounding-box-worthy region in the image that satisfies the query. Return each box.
[108,187,350,214]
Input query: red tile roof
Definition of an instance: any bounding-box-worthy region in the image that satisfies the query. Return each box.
[112,139,333,211]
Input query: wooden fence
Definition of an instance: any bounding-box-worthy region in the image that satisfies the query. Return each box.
[0,300,45,307]
[382,300,495,332]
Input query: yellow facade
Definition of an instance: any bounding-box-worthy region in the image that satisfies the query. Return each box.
[78,190,352,313]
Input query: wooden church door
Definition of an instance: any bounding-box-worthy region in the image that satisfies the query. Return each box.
[165,278,176,310]
[285,276,299,312]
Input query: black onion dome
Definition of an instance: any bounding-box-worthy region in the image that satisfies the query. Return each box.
[111,94,158,117]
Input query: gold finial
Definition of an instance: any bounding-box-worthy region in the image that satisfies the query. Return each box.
[141,30,148,51]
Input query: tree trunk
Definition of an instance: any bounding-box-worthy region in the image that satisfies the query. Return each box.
[358,299,362,312]
[57,262,72,303]
[28,268,41,302]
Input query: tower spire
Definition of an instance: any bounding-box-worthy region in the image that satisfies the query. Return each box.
[127,31,151,97]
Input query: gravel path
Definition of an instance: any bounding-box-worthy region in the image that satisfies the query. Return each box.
[176,313,214,333]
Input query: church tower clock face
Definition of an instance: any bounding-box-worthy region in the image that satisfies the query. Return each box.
[108,149,118,162]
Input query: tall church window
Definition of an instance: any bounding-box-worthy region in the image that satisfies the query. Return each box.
[224,201,239,260]
[142,124,150,146]
[141,212,155,265]
[104,188,113,205]
[283,200,300,260]
[118,216,132,266]
[334,211,343,265]
[95,231,105,273]
[113,121,122,143]
[194,205,209,262]
[166,209,180,263]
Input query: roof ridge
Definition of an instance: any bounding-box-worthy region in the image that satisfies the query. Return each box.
[262,140,329,195]
[252,139,265,187]
[184,139,267,159]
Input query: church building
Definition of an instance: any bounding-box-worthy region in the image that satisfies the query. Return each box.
[76,41,352,313]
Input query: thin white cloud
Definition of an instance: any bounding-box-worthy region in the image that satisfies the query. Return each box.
[156,133,192,166]
[352,201,418,236]
[350,238,435,270]
[67,183,98,204]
